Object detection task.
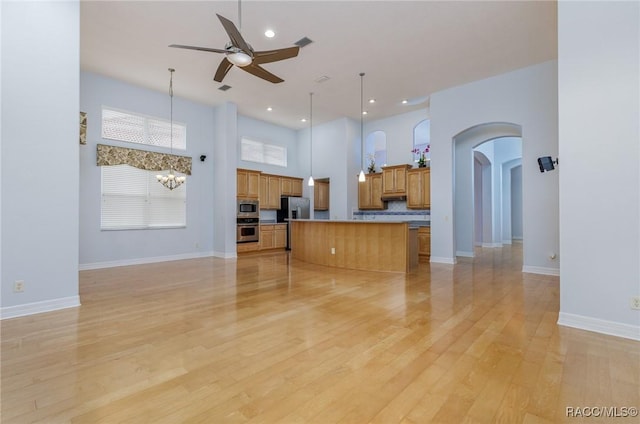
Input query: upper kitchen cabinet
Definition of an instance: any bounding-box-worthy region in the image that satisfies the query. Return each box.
[407,168,431,209]
[358,173,387,210]
[381,164,412,199]
[260,174,281,209]
[314,180,330,211]
[281,177,303,197]
[237,169,260,199]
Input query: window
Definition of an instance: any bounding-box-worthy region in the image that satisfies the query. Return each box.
[241,137,287,167]
[101,165,186,230]
[413,120,431,162]
[102,107,186,150]
[365,130,387,168]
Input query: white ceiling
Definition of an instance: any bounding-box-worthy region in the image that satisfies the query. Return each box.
[80,1,557,130]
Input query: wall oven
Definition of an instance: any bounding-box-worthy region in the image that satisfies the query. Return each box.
[237,218,259,243]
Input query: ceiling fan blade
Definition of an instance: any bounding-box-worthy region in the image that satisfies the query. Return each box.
[169,44,228,54]
[214,58,234,82]
[252,47,300,65]
[216,14,252,54]
[241,63,284,84]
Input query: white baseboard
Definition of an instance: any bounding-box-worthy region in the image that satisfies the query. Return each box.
[430,256,457,264]
[522,265,560,276]
[558,312,640,341]
[79,251,215,271]
[213,250,237,259]
[1,296,80,320]
[502,239,512,245]
[456,251,474,257]
[482,242,503,248]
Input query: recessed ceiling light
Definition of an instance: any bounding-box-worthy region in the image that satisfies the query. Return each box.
[401,99,408,104]
[369,99,376,104]
[265,29,275,38]
[267,107,273,111]
[362,111,368,115]
[301,118,307,122]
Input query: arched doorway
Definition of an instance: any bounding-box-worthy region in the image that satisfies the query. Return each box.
[453,123,522,257]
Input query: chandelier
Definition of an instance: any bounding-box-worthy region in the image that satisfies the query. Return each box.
[157,68,186,190]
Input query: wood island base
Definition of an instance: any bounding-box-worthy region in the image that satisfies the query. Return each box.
[290,220,417,273]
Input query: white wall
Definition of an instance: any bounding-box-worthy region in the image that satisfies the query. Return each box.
[511,165,523,239]
[213,102,238,258]
[238,115,300,177]
[298,118,356,220]
[79,72,216,267]
[558,1,640,340]
[1,1,80,316]
[366,109,429,167]
[430,61,559,271]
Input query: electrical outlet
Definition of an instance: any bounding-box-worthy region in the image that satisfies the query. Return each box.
[631,296,640,310]
[331,247,336,255]
[13,280,24,293]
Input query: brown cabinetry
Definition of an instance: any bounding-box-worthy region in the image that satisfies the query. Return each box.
[260,224,287,250]
[358,173,387,210]
[407,168,431,209]
[381,164,412,199]
[418,226,431,259]
[314,180,330,211]
[260,174,281,209]
[281,177,303,197]
[237,169,260,199]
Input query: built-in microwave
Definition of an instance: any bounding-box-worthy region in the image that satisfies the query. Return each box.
[237,199,259,218]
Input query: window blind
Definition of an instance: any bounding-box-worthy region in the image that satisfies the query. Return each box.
[101,164,186,230]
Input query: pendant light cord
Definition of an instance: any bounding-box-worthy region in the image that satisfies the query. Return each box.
[310,92,313,177]
[169,68,174,157]
[360,72,365,170]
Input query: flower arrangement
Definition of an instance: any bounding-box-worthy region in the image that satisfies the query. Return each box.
[412,145,430,167]
[367,154,376,173]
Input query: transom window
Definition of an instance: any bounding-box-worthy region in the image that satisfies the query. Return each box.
[365,131,387,169]
[413,119,431,162]
[241,137,287,167]
[102,107,186,150]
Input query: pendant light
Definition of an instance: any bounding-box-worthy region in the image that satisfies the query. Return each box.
[358,72,366,182]
[308,92,314,186]
[156,68,186,190]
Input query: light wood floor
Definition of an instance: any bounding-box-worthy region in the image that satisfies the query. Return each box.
[2,245,639,423]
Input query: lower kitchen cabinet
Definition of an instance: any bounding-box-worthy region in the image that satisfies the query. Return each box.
[260,224,287,250]
[418,226,431,260]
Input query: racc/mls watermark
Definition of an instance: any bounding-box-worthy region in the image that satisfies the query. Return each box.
[566,406,638,418]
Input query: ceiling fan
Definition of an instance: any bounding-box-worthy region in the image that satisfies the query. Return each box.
[169,5,299,84]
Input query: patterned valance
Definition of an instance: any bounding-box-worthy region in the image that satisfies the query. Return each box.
[97,144,192,175]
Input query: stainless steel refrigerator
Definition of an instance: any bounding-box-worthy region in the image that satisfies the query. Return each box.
[277,197,310,250]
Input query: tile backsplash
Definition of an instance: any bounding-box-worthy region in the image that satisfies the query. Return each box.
[354,201,430,222]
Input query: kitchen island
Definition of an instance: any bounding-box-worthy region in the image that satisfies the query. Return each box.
[290,219,418,273]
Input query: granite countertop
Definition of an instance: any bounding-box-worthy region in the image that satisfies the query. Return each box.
[289,219,430,227]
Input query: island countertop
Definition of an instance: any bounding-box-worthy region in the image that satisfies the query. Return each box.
[288,218,429,227]
[289,220,418,273]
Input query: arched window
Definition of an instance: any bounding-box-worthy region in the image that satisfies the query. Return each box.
[365,130,386,172]
[413,120,431,163]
